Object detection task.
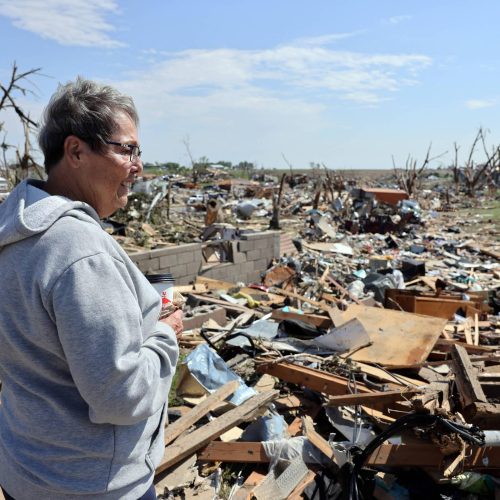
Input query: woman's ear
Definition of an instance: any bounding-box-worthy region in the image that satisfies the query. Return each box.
[64,135,84,168]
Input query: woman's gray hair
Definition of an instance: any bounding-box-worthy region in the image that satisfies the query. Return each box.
[38,77,139,173]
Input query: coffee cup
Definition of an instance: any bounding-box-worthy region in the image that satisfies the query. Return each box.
[145,274,175,310]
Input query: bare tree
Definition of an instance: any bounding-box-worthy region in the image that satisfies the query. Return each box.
[392,143,447,196]
[0,62,44,187]
[269,173,286,230]
[461,127,499,197]
[181,135,198,184]
[451,142,460,188]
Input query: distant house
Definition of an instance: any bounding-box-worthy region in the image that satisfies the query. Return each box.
[0,177,8,192]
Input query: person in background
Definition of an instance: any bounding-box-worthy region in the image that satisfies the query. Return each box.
[0,77,182,500]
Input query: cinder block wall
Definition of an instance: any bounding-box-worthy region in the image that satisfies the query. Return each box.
[128,231,281,285]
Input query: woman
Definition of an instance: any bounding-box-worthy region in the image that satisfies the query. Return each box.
[0,78,182,499]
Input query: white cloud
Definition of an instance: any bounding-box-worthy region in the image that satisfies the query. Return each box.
[0,0,124,47]
[108,37,431,164]
[292,32,361,47]
[122,40,431,109]
[387,15,412,25]
[465,99,497,110]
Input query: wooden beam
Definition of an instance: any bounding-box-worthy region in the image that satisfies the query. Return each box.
[198,441,268,463]
[188,292,260,316]
[156,390,279,474]
[326,389,423,408]
[164,380,239,446]
[451,344,488,412]
[436,339,497,355]
[257,362,374,397]
[302,415,336,461]
[368,443,500,469]
[232,471,267,500]
[269,286,341,319]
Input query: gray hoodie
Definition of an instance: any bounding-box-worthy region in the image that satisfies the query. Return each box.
[0,180,179,499]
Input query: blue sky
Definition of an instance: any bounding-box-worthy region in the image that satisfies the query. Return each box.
[1,0,500,169]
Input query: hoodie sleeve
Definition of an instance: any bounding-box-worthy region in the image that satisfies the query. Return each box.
[49,252,179,425]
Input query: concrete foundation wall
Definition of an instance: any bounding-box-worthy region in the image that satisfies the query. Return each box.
[128,231,280,285]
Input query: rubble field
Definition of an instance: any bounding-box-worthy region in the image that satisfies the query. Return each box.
[122,167,500,499]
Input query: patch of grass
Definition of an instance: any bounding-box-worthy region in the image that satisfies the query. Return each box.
[459,200,500,223]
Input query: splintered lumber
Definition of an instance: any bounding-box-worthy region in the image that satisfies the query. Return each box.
[198,441,268,463]
[326,389,423,409]
[257,362,373,397]
[435,339,498,355]
[474,314,479,346]
[156,390,278,474]
[470,402,500,429]
[195,276,284,305]
[163,380,239,446]
[326,275,362,305]
[199,404,323,464]
[354,361,426,387]
[451,344,488,411]
[269,286,342,322]
[338,305,447,367]
[188,293,261,316]
[367,443,500,470]
[302,415,335,461]
[232,471,267,500]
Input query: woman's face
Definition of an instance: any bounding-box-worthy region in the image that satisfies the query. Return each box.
[82,112,142,218]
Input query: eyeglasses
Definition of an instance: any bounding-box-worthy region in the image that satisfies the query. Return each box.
[104,140,142,162]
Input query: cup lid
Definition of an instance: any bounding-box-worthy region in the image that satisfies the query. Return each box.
[145,273,174,283]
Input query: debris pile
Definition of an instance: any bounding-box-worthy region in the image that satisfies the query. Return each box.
[115,168,499,498]
[151,209,499,499]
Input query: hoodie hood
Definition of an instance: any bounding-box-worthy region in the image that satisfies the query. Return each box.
[0,179,101,249]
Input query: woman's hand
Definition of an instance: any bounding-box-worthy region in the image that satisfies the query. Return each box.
[160,309,183,339]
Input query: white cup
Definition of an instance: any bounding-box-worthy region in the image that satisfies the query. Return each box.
[146,274,175,309]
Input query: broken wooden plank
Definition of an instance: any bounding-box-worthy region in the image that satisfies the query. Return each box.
[470,402,500,429]
[367,443,500,469]
[163,380,239,446]
[338,305,446,367]
[474,314,479,346]
[354,361,427,387]
[198,441,268,463]
[434,339,497,355]
[156,390,279,474]
[302,415,335,461]
[188,292,261,316]
[464,318,473,345]
[452,344,488,407]
[257,362,374,397]
[232,470,267,500]
[326,389,423,408]
[326,275,363,305]
[269,287,342,324]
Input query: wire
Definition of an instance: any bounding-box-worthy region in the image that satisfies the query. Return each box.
[348,412,485,499]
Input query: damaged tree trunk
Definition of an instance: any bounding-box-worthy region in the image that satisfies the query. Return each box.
[269,173,286,230]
